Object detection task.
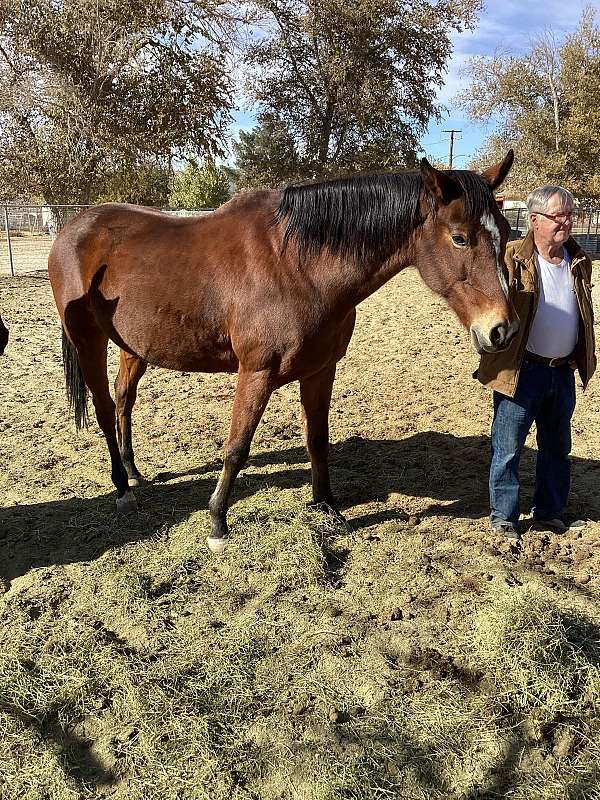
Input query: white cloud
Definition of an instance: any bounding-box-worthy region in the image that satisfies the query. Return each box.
[438,1,588,108]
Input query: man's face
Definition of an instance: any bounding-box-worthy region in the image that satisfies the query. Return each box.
[530,193,573,250]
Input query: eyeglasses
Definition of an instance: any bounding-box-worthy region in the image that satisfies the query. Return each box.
[532,211,574,223]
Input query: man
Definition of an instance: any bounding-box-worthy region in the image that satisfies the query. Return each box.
[477,185,596,539]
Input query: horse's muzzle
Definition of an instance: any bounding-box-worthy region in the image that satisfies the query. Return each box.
[0,323,8,356]
[470,318,519,354]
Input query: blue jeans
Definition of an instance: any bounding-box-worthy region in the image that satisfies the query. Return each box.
[489,361,576,525]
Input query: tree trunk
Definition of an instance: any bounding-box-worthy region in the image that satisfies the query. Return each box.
[317,102,334,166]
[547,70,560,152]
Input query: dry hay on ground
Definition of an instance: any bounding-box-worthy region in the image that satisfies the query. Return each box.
[1,271,600,799]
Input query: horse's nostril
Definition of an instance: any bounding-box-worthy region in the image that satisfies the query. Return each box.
[490,324,505,347]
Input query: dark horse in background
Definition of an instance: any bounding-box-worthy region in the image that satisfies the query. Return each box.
[0,313,8,355]
[48,152,517,553]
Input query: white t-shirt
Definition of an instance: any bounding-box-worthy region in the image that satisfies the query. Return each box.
[526,248,579,358]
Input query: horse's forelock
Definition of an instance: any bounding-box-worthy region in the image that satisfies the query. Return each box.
[446,170,498,221]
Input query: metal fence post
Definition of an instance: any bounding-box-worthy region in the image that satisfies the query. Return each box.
[586,210,592,250]
[3,206,14,277]
[515,208,521,237]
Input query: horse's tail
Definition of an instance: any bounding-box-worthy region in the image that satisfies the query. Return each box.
[62,327,89,430]
[0,313,8,356]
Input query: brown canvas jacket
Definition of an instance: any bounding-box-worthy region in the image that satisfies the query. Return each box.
[477,230,596,397]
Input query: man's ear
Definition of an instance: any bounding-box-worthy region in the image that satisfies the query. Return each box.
[480,149,514,191]
[420,158,463,205]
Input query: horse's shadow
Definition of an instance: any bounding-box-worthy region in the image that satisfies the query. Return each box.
[2,431,600,581]
[155,430,600,526]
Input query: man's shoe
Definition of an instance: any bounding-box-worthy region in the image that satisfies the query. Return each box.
[491,521,520,540]
[531,516,587,533]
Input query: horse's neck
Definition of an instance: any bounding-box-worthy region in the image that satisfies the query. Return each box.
[324,243,415,309]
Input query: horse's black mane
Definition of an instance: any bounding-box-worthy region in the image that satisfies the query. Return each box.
[275,169,496,262]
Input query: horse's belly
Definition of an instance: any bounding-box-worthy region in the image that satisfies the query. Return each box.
[110,300,237,373]
[145,342,239,373]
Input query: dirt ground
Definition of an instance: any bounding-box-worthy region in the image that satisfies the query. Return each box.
[2,268,600,798]
[2,270,600,584]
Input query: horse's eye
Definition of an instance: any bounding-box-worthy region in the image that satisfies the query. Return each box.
[451,234,468,247]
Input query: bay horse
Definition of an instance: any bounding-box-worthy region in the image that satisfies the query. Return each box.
[48,152,518,553]
[0,313,7,355]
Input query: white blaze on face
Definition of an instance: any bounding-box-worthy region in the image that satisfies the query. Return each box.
[480,211,509,299]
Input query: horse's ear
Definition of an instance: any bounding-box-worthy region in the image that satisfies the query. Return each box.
[419,158,462,205]
[480,149,514,191]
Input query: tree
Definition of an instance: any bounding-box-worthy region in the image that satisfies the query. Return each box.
[169,161,231,208]
[95,161,172,207]
[0,0,240,203]
[238,0,481,186]
[461,8,600,199]
[233,114,301,188]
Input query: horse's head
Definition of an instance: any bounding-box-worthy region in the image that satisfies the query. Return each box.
[413,150,519,354]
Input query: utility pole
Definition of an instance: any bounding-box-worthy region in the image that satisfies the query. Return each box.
[442,130,461,169]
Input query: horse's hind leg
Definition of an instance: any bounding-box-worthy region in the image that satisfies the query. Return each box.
[300,363,351,531]
[207,369,274,553]
[65,327,135,512]
[114,350,147,487]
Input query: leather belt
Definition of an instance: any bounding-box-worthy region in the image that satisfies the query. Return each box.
[524,350,572,367]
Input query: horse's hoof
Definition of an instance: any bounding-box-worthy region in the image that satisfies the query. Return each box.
[334,514,353,534]
[116,490,138,514]
[310,502,353,533]
[206,536,228,555]
[128,475,144,488]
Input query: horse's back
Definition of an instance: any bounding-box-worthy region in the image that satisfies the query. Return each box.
[49,194,277,296]
[51,203,204,257]
[52,194,278,257]
[68,192,277,231]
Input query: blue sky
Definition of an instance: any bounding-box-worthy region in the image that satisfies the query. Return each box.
[229,0,592,167]
[421,0,592,167]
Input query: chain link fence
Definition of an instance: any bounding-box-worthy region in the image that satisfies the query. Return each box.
[1,205,90,276]
[2,203,600,276]
[505,206,600,253]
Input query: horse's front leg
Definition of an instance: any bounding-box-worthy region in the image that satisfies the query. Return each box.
[207,368,274,553]
[300,363,351,532]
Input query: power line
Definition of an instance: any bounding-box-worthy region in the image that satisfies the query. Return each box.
[420,138,445,148]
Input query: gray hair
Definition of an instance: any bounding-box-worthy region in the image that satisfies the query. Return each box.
[526,185,574,214]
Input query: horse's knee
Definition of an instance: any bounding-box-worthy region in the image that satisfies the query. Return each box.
[114,373,131,414]
[114,381,127,404]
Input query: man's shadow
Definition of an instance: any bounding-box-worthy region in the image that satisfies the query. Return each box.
[3,432,600,581]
